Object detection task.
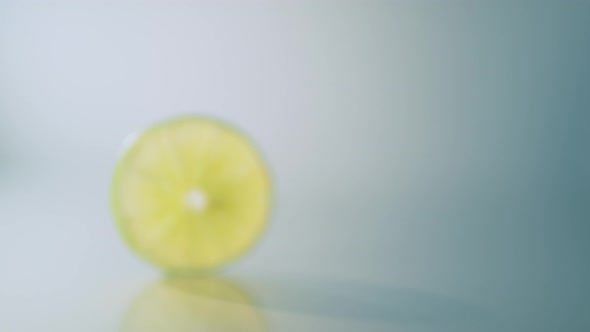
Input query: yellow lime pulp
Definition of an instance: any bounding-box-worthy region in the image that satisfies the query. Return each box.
[110,116,270,272]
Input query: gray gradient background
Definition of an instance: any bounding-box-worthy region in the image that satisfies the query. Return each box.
[0,1,587,331]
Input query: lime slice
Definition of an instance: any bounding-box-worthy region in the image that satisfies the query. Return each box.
[110,115,271,272]
[120,277,265,332]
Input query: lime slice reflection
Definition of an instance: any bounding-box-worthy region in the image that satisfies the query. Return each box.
[120,277,266,332]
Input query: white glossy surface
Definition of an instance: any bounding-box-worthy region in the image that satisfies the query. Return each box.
[0,1,587,331]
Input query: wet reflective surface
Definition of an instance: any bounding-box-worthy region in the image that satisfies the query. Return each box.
[118,276,500,332]
[1,1,588,331]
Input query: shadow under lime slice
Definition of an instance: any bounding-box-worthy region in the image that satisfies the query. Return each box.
[110,115,271,272]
